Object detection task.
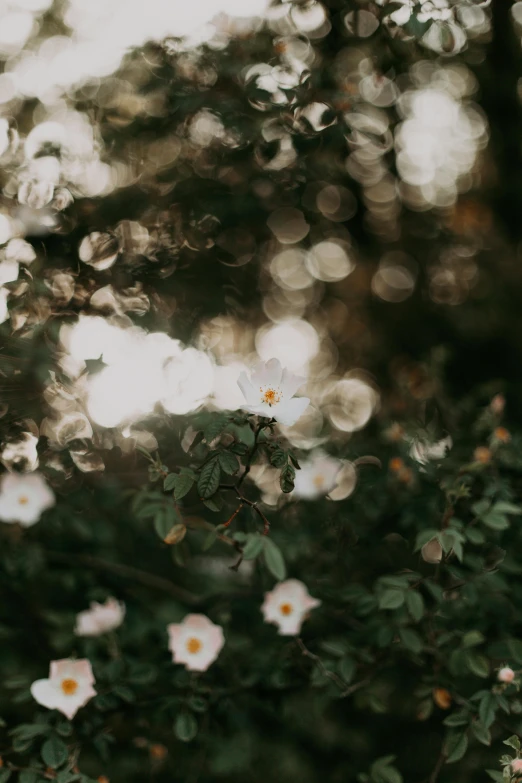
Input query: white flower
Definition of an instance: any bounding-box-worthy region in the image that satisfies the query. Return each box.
[421,538,443,564]
[499,666,516,683]
[167,614,224,672]
[0,472,55,526]
[75,598,126,637]
[261,579,321,636]
[31,659,96,720]
[292,450,342,500]
[409,436,452,465]
[237,358,310,425]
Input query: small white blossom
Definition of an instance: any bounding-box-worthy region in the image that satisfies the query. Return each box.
[0,472,55,526]
[261,579,321,636]
[292,450,342,500]
[237,358,309,426]
[31,659,96,720]
[167,614,224,672]
[409,436,452,465]
[75,598,125,637]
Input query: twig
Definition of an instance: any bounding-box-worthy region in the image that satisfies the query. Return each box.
[428,750,446,783]
[47,551,200,605]
[236,420,269,489]
[296,638,371,697]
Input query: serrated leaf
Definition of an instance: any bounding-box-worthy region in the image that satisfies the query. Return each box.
[398,627,422,654]
[204,415,229,444]
[503,735,521,751]
[242,534,264,560]
[481,511,509,531]
[197,459,221,499]
[263,537,286,580]
[280,464,295,494]
[174,712,198,742]
[163,474,177,491]
[270,448,287,468]
[444,731,468,763]
[218,451,240,475]
[41,735,68,768]
[174,473,194,501]
[202,493,223,512]
[443,710,470,727]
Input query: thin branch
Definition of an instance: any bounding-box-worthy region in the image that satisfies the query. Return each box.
[428,750,446,783]
[47,551,200,605]
[296,638,371,698]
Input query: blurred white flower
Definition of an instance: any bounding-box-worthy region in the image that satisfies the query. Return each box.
[31,659,96,720]
[409,436,452,465]
[75,598,125,637]
[167,614,224,672]
[261,579,320,636]
[0,472,55,526]
[292,450,342,500]
[237,358,309,425]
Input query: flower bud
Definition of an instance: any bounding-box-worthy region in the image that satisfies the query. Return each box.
[473,446,491,464]
[422,539,443,564]
[498,666,515,683]
[512,759,522,774]
[490,394,505,415]
[493,427,510,443]
[432,688,451,709]
[164,523,187,545]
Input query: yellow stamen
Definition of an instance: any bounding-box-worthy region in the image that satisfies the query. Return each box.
[260,387,282,407]
[280,603,293,616]
[18,496,29,505]
[186,637,202,654]
[313,474,325,489]
[61,678,78,696]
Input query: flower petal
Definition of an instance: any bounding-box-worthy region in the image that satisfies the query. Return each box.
[31,679,60,712]
[280,368,305,399]
[237,372,257,405]
[274,397,310,426]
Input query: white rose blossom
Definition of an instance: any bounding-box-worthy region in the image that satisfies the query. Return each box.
[237,358,310,426]
[292,450,342,500]
[261,579,321,636]
[409,435,452,466]
[167,614,224,672]
[75,598,126,637]
[31,659,96,720]
[0,472,55,526]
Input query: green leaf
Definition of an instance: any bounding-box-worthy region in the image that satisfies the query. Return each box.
[163,474,177,491]
[378,589,405,610]
[479,692,497,729]
[503,735,521,751]
[242,533,264,560]
[414,529,440,551]
[204,415,229,444]
[485,772,504,783]
[280,464,295,493]
[11,723,49,739]
[218,451,240,475]
[41,735,69,768]
[0,772,11,783]
[461,630,485,648]
[174,473,195,500]
[443,710,470,727]
[405,590,424,621]
[465,528,485,545]
[493,501,522,515]
[263,538,286,580]
[57,773,81,783]
[507,639,522,663]
[154,508,179,541]
[465,651,489,678]
[197,458,221,499]
[270,448,287,468]
[481,511,509,531]
[471,720,491,746]
[174,712,198,742]
[339,656,356,683]
[202,494,223,512]
[19,773,38,783]
[444,731,468,763]
[398,627,422,654]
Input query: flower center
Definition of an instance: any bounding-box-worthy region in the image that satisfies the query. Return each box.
[280,603,293,616]
[61,678,78,696]
[313,474,325,489]
[186,637,202,654]
[18,495,29,505]
[260,387,282,407]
